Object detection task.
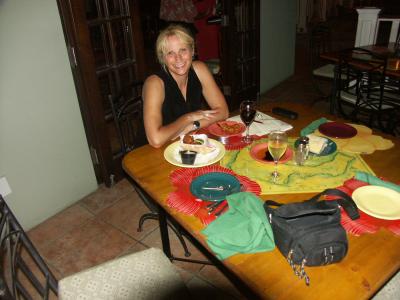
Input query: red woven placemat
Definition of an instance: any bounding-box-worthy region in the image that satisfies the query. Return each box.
[326,178,400,236]
[167,165,261,225]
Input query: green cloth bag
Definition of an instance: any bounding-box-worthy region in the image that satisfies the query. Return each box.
[300,117,328,137]
[355,171,400,193]
[201,192,275,260]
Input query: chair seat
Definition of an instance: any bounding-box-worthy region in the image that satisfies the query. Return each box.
[58,248,189,300]
[312,63,336,78]
[340,90,398,110]
[372,271,400,300]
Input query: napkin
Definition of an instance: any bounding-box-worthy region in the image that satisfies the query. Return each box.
[307,134,328,154]
[201,192,275,260]
[355,172,400,193]
[228,112,293,136]
[300,117,328,136]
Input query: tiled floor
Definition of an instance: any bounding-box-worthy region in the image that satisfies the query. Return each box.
[27,15,358,300]
[28,179,245,299]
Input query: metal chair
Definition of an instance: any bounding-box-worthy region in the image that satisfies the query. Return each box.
[0,196,58,299]
[335,48,400,134]
[108,82,191,257]
[0,195,189,300]
[108,81,147,157]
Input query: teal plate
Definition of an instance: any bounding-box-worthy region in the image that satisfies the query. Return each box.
[295,138,337,156]
[190,172,241,201]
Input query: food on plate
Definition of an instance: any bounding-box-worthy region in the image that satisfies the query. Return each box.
[182,134,205,145]
[217,122,243,134]
[180,134,216,154]
[307,134,327,154]
[182,134,194,144]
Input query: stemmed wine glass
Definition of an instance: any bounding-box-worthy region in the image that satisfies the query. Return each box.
[240,100,257,144]
[268,131,288,182]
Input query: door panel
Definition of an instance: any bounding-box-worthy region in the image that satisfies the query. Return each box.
[57,0,146,186]
[220,0,260,110]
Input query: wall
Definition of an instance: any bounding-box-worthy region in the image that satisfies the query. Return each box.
[260,0,297,93]
[0,0,98,229]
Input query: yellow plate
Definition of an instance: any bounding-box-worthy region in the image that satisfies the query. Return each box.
[352,186,400,220]
[164,139,225,168]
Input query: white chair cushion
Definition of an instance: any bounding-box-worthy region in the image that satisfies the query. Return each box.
[312,63,336,78]
[340,90,396,110]
[58,248,188,300]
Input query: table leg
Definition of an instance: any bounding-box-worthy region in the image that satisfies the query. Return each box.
[158,206,172,259]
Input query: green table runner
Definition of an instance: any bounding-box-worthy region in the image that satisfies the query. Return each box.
[220,138,375,195]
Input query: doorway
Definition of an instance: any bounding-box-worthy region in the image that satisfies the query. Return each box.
[139,0,260,111]
[57,0,260,186]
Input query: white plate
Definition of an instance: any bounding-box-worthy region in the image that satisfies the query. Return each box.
[352,186,400,220]
[164,139,225,168]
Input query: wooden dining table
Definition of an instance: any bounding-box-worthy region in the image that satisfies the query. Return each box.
[122,101,400,300]
[320,42,400,78]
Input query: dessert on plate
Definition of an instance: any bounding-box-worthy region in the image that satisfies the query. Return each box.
[180,134,216,154]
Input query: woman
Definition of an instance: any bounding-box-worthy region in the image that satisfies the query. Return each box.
[143,24,229,148]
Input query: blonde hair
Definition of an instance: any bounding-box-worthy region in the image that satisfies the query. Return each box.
[156,24,195,67]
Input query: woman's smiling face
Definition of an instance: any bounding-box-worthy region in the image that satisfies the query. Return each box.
[163,35,193,77]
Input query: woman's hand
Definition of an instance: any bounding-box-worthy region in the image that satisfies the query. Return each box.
[189,110,219,122]
[192,61,229,122]
[175,109,219,137]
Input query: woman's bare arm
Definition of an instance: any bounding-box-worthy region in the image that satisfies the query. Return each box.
[192,61,229,125]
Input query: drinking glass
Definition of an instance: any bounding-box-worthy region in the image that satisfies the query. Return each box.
[294,143,308,166]
[240,100,257,144]
[268,131,288,182]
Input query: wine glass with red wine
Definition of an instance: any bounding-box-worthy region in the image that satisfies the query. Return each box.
[240,100,257,143]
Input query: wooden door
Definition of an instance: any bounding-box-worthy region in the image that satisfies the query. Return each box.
[220,0,260,110]
[56,0,146,186]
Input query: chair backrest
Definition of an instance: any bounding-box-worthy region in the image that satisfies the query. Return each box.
[335,48,400,133]
[0,195,58,299]
[108,81,147,157]
[309,23,332,68]
[337,47,388,96]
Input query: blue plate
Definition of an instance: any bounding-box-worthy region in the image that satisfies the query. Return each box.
[294,138,337,156]
[319,138,337,156]
[190,172,241,201]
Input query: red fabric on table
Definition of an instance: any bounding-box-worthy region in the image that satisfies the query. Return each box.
[167,165,261,225]
[326,178,400,236]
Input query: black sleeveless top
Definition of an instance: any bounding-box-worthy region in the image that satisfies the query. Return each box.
[155,68,203,125]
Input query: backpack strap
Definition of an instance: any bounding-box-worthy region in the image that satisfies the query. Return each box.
[265,189,360,220]
[308,189,359,220]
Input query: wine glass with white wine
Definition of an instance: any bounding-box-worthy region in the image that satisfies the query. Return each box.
[268,131,288,182]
